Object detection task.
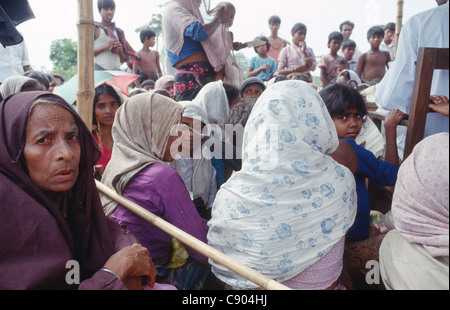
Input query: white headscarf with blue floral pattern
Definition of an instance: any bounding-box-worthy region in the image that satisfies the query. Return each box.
[207,81,357,288]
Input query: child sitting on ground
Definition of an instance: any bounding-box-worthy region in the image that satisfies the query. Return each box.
[138,29,163,85]
[341,39,358,71]
[320,83,407,279]
[356,26,391,85]
[318,31,346,87]
[247,36,277,81]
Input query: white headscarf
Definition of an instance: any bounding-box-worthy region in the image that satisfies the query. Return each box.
[207,81,357,288]
[0,76,36,99]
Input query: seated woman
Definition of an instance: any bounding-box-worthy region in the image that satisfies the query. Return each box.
[92,82,125,172]
[0,75,42,101]
[380,133,449,290]
[100,93,211,290]
[207,81,357,290]
[155,75,175,99]
[163,0,228,102]
[0,91,155,290]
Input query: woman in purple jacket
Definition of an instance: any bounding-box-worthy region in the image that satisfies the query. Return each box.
[101,92,212,290]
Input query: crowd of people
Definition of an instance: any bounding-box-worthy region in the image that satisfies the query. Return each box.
[0,0,448,291]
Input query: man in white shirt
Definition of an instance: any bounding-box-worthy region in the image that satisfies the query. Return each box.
[375,1,449,158]
[0,39,30,84]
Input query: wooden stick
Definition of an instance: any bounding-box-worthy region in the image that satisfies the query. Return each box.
[95,180,291,290]
[76,0,95,131]
[393,0,404,61]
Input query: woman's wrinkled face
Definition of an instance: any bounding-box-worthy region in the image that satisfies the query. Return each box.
[23,104,81,193]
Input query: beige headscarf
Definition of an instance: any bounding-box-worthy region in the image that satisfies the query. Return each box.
[0,76,36,99]
[101,93,185,216]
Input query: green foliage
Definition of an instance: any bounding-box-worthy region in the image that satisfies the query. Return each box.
[49,38,78,80]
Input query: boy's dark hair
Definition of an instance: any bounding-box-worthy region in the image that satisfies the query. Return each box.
[328,31,344,46]
[274,75,289,83]
[141,79,155,88]
[97,0,115,11]
[334,59,349,70]
[223,83,240,107]
[319,83,367,119]
[24,71,50,90]
[291,74,311,83]
[140,29,156,44]
[254,36,270,53]
[367,26,385,41]
[93,83,122,125]
[291,23,307,36]
[341,39,356,50]
[384,22,396,31]
[339,20,354,31]
[268,15,281,25]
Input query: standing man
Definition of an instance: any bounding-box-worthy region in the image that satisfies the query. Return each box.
[0,38,30,85]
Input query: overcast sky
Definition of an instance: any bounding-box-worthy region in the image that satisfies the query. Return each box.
[17,0,439,74]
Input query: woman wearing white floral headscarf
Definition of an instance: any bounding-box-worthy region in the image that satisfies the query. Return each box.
[207,81,357,290]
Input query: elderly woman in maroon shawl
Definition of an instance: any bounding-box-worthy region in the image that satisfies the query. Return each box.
[0,91,156,290]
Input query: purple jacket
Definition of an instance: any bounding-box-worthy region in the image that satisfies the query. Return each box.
[110,163,209,264]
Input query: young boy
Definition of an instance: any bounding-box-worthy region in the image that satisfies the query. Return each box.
[138,29,163,85]
[356,26,391,85]
[318,31,346,87]
[267,15,288,64]
[341,40,358,71]
[380,22,396,60]
[94,0,139,72]
[247,36,277,82]
[320,83,406,242]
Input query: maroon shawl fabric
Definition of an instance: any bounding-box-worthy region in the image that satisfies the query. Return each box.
[0,91,136,289]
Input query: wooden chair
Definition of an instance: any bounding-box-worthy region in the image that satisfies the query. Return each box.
[368,47,449,161]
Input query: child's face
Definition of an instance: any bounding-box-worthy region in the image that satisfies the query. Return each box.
[147,36,156,47]
[335,63,348,76]
[256,44,268,56]
[341,24,353,41]
[342,46,355,60]
[293,30,306,45]
[384,29,395,42]
[332,108,363,140]
[369,34,383,48]
[100,7,115,23]
[329,39,342,54]
[242,84,264,98]
[269,23,280,34]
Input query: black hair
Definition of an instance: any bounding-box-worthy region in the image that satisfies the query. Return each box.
[20,79,43,92]
[254,35,270,54]
[341,39,356,50]
[141,79,155,88]
[339,20,354,31]
[268,15,281,25]
[140,29,156,44]
[291,74,310,83]
[367,26,385,41]
[384,22,396,31]
[334,59,349,70]
[328,31,344,46]
[97,0,115,11]
[23,71,50,90]
[223,83,240,107]
[274,75,289,83]
[92,83,122,125]
[319,83,367,119]
[291,23,307,36]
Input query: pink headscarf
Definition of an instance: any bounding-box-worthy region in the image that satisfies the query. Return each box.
[392,133,449,258]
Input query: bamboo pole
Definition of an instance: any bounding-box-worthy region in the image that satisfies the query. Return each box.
[393,0,404,61]
[76,0,95,131]
[95,180,291,290]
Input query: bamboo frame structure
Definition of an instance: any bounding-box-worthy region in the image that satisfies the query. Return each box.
[76,0,95,131]
[95,180,291,290]
[393,0,404,60]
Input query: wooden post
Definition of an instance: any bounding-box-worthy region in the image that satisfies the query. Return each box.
[393,0,404,61]
[95,180,291,290]
[76,0,95,131]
